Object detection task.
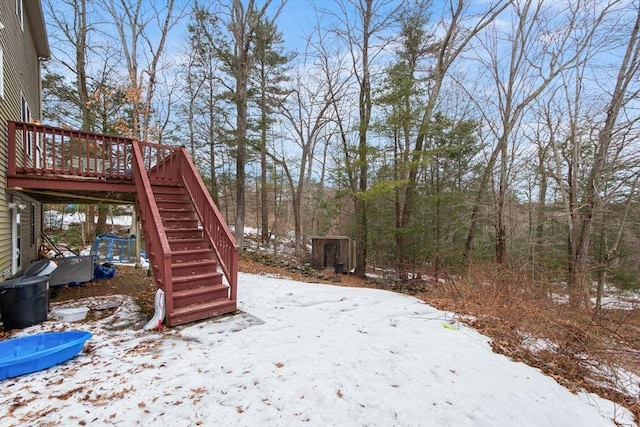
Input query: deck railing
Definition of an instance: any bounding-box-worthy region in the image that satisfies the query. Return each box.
[8,121,134,180]
[136,141,181,183]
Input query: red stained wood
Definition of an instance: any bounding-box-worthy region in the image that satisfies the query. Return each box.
[7,121,238,326]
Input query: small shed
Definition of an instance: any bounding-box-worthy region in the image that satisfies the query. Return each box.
[310,236,356,273]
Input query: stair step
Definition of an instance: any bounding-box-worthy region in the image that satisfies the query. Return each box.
[159,205,193,211]
[163,218,199,229]
[159,207,196,220]
[172,259,218,276]
[154,192,189,202]
[172,271,223,290]
[168,238,210,251]
[172,248,214,263]
[173,284,229,307]
[165,228,204,239]
[168,299,237,327]
[155,199,190,209]
[151,184,185,193]
[145,180,237,327]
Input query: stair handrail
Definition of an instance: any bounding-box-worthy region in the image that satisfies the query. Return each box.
[130,140,174,316]
[176,147,238,302]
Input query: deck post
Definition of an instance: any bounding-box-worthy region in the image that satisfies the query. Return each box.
[132,208,141,268]
[8,121,17,175]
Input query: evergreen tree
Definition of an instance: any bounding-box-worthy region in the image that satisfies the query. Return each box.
[251,18,293,246]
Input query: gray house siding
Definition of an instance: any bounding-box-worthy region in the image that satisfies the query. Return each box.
[0,1,49,277]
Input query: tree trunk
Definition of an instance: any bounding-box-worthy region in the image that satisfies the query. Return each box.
[260,139,269,246]
[495,134,509,264]
[95,204,109,236]
[85,205,96,239]
[235,79,247,251]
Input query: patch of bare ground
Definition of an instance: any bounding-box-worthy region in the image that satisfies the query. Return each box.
[240,254,369,288]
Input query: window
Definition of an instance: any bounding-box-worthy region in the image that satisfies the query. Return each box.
[0,44,4,100]
[21,93,30,121]
[16,0,24,31]
[21,93,32,157]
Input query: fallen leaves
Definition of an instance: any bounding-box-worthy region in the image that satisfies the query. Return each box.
[53,387,83,400]
[7,395,36,416]
[46,377,64,386]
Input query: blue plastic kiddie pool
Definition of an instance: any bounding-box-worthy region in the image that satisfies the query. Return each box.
[0,331,92,380]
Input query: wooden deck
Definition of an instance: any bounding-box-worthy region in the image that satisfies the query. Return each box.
[6,121,139,204]
[7,121,239,327]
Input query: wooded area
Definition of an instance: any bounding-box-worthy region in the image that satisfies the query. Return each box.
[42,0,640,309]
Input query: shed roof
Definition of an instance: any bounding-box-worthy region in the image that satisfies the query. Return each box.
[310,236,352,240]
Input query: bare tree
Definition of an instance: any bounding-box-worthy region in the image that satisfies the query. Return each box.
[184,4,231,205]
[44,0,115,239]
[45,0,93,130]
[462,0,618,269]
[381,0,510,272]
[559,1,640,308]
[102,0,182,140]
[324,0,402,276]
[521,92,562,271]
[277,66,334,254]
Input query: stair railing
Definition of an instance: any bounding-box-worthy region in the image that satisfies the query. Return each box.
[135,142,238,304]
[130,140,174,317]
[176,147,239,302]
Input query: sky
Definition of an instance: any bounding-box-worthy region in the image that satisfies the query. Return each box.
[0,271,635,427]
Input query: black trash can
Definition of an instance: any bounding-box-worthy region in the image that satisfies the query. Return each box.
[0,276,50,331]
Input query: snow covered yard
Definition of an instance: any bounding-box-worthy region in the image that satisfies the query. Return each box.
[0,273,636,426]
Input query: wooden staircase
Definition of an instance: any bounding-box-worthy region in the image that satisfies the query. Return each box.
[130,140,238,328]
[152,183,237,326]
[6,121,238,328]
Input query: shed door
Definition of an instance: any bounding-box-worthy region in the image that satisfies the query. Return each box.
[323,243,337,268]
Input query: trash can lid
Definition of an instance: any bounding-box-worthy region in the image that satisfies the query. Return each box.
[22,260,57,277]
[0,276,49,289]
